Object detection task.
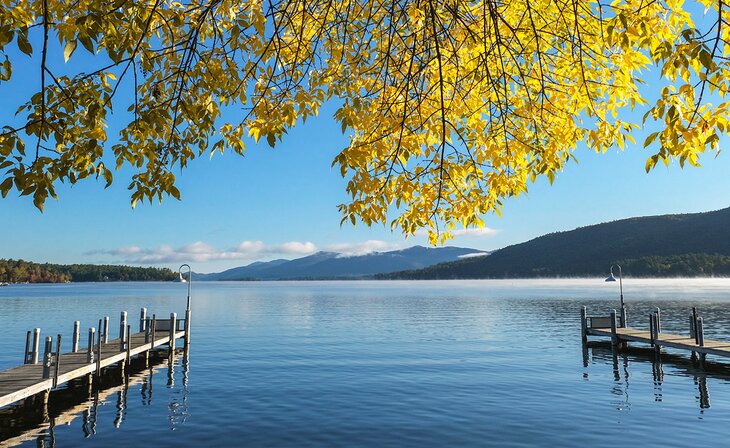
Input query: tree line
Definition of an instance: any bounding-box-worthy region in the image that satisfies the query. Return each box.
[0,259,177,283]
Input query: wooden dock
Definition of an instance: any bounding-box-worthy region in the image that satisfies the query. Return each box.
[0,307,190,410]
[0,266,193,413]
[0,351,187,447]
[581,305,730,360]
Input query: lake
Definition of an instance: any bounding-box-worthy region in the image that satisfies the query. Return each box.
[1,279,730,446]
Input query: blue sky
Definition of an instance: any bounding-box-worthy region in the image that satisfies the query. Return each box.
[2,14,730,273]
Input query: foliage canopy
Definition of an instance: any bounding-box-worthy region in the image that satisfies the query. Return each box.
[0,0,727,242]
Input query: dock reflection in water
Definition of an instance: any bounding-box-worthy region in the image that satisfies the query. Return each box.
[0,348,190,447]
[583,341,727,413]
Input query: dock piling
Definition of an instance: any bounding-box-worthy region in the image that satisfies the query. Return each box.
[53,334,62,387]
[72,321,80,352]
[620,306,627,328]
[87,327,95,363]
[119,312,127,352]
[150,315,156,350]
[697,316,705,347]
[42,336,53,379]
[655,308,662,333]
[580,306,587,344]
[649,313,655,346]
[103,316,109,344]
[96,319,102,376]
[692,307,699,344]
[610,309,618,346]
[31,328,40,364]
[140,308,147,333]
[23,331,31,364]
[169,312,177,352]
[126,324,132,365]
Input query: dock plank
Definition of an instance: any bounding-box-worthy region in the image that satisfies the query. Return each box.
[586,326,730,357]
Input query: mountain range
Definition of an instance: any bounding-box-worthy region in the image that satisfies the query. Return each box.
[381,207,730,279]
[195,246,488,280]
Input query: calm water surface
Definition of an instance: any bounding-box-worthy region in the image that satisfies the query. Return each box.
[1,279,730,447]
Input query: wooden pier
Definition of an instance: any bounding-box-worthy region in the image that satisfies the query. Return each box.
[0,350,188,447]
[581,305,730,361]
[0,308,189,409]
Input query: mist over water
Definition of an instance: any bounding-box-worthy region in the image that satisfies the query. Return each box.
[2,279,730,446]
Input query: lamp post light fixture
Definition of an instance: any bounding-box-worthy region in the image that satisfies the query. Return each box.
[605,264,626,327]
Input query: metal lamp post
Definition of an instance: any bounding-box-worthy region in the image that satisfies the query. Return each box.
[605,264,626,327]
[179,264,192,349]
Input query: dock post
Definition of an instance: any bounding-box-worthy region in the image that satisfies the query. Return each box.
[169,312,177,352]
[119,312,127,351]
[53,334,62,388]
[697,316,706,366]
[42,336,53,379]
[620,306,627,328]
[649,313,655,346]
[580,306,587,344]
[73,321,80,352]
[87,328,96,363]
[103,316,109,344]
[31,328,41,364]
[150,314,156,350]
[697,317,705,347]
[96,319,102,376]
[692,307,699,344]
[610,309,618,346]
[654,309,661,353]
[140,308,147,333]
[126,324,132,365]
[23,331,31,364]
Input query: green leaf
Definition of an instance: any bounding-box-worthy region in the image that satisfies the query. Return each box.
[643,132,659,148]
[79,35,94,53]
[266,133,276,148]
[699,50,713,70]
[33,192,45,212]
[102,168,113,187]
[16,34,32,56]
[64,41,77,62]
[0,177,12,197]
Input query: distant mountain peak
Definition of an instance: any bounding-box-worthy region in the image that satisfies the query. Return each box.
[198,245,485,280]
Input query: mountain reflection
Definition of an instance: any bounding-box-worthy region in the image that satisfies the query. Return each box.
[0,349,189,447]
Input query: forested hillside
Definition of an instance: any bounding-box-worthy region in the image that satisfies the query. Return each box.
[382,208,730,279]
[0,259,177,283]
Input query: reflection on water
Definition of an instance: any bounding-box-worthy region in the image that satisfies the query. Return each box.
[4,280,730,446]
[583,341,728,413]
[0,349,189,447]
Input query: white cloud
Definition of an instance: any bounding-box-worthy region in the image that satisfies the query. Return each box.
[276,241,318,254]
[326,240,405,257]
[452,227,499,238]
[89,240,319,264]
